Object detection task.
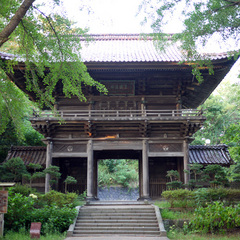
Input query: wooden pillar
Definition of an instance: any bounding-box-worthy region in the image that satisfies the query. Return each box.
[142,140,150,199]
[183,140,189,185]
[45,139,52,193]
[87,139,94,200]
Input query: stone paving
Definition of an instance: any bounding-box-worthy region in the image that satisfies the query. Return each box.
[98,186,139,201]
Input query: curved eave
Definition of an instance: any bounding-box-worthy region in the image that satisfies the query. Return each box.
[182,57,235,108]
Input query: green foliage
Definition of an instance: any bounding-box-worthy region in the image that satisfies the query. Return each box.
[40,190,78,208]
[43,165,61,187]
[188,202,240,233]
[166,170,183,190]
[166,170,180,182]
[5,189,78,233]
[139,0,240,81]
[222,123,240,163]
[30,205,77,234]
[64,176,77,193]
[203,165,229,187]
[0,157,28,181]
[166,181,183,190]
[160,208,194,220]
[8,183,37,197]
[104,159,119,173]
[162,188,240,209]
[98,159,139,188]
[162,189,193,208]
[114,160,139,188]
[0,231,65,240]
[5,192,35,231]
[0,0,107,137]
[192,81,240,157]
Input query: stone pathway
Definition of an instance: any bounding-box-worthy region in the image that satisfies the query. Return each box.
[98,186,139,201]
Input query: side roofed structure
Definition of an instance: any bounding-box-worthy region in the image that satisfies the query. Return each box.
[1,34,236,199]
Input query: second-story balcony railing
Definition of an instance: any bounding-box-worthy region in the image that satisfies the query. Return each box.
[32,109,204,120]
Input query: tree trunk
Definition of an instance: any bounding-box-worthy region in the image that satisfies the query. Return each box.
[0,0,35,47]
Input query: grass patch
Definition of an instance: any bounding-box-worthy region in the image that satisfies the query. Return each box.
[155,201,195,220]
[0,231,65,240]
[154,200,171,208]
[160,208,194,220]
[167,229,240,240]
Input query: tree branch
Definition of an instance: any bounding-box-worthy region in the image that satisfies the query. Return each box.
[0,0,35,47]
[32,6,64,60]
[214,0,240,12]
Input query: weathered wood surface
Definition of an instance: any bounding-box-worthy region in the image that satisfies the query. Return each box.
[32,109,203,119]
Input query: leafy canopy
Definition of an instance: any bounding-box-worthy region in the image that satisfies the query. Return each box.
[140,0,240,52]
[139,0,240,81]
[0,0,107,137]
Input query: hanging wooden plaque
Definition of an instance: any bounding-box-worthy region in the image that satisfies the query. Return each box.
[101,80,135,95]
[0,191,8,214]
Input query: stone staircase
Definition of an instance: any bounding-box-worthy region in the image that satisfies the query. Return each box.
[67,202,166,237]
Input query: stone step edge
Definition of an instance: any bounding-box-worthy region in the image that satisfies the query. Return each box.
[73,230,160,234]
[76,220,158,224]
[75,222,158,226]
[74,227,159,230]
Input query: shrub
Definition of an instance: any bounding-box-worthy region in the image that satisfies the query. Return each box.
[39,190,78,208]
[9,184,37,197]
[4,193,36,231]
[31,205,77,234]
[5,190,78,234]
[161,189,193,208]
[166,181,183,190]
[188,201,240,233]
[0,157,28,181]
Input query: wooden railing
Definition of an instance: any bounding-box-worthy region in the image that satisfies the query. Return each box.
[32,109,203,119]
[33,109,202,119]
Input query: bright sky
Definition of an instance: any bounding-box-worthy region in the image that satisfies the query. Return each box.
[62,0,153,34]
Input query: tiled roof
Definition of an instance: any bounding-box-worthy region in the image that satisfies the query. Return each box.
[0,51,17,60]
[79,34,229,63]
[0,34,229,64]
[189,144,233,166]
[6,146,46,166]
[4,144,233,167]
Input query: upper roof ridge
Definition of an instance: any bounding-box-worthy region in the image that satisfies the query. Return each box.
[80,33,159,41]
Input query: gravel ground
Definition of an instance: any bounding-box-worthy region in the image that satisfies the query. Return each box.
[98,186,139,200]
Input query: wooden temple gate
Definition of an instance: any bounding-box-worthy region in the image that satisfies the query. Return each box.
[5,34,235,199]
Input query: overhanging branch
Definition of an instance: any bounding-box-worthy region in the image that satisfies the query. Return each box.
[0,0,35,47]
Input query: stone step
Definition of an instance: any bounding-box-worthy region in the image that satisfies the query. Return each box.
[76,219,158,224]
[77,216,157,221]
[80,208,155,213]
[79,212,156,216]
[74,226,159,231]
[67,203,166,237]
[75,222,158,227]
[87,201,147,205]
[73,230,160,235]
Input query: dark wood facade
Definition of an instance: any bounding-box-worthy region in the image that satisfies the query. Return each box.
[3,34,235,199]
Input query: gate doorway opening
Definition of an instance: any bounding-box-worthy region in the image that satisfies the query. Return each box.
[95,150,140,201]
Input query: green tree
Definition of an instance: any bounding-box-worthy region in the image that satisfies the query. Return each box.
[0,157,28,181]
[139,0,240,81]
[0,0,107,136]
[222,123,240,162]
[23,163,43,188]
[43,165,61,188]
[64,176,77,193]
[204,165,229,187]
[192,81,240,146]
